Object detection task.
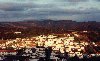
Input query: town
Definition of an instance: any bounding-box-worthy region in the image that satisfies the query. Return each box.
[0,31,99,61]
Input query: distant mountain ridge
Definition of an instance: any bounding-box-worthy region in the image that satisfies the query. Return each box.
[0,20,100,33]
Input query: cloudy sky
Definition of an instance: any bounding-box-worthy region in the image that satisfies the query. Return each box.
[0,0,100,22]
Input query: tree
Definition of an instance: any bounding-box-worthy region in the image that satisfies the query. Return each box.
[64,51,69,60]
[45,47,52,61]
[16,48,25,55]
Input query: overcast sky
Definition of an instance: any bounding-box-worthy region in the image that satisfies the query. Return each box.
[0,0,100,22]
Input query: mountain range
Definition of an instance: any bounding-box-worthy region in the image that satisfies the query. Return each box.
[0,20,100,32]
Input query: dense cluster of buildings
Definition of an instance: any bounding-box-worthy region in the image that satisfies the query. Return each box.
[0,34,99,61]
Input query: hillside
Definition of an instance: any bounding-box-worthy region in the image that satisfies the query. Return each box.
[0,20,100,39]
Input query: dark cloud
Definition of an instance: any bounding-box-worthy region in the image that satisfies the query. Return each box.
[66,0,88,2]
[0,0,100,22]
[95,0,100,1]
